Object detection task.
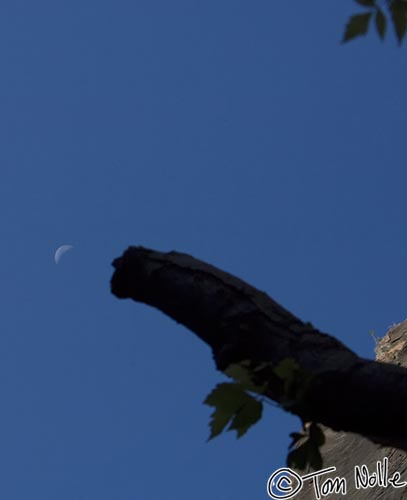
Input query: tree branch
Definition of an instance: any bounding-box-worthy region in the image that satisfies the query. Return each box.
[111,246,407,451]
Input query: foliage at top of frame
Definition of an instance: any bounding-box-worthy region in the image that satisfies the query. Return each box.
[343,0,407,44]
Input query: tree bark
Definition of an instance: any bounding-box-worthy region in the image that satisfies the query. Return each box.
[292,323,407,499]
[110,246,407,452]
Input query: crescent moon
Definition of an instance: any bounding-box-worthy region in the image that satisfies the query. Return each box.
[54,245,74,264]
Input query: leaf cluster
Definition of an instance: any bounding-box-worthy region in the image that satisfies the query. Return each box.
[343,0,407,43]
[273,358,314,411]
[204,360,325,470]
[204,362,266,440]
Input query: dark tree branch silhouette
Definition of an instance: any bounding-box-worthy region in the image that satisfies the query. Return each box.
[111,246,407,452]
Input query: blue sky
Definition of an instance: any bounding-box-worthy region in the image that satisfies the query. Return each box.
[1,1,407,498]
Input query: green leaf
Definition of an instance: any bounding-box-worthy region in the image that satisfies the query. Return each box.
[225,361,267,394]
[225,362,255,386]
[204,383,246,439]
[390,0,407,44]
[273,358,300,380]
[229,396,262,438]
[272,358,314,409]
[375,8,387,39]
[204,382,262,440]
[287,423,325,471]
[342,12,373,42]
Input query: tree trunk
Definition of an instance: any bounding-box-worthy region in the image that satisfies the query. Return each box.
[110,246,407,454]
[292,322,407,499]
